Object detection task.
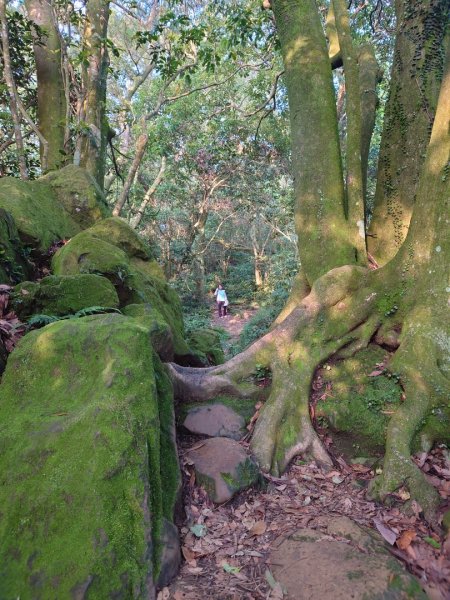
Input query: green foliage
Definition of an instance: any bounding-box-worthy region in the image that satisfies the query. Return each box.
[27,306,122,330]
[253,363,272,383]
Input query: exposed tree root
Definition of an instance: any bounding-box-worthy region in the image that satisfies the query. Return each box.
[167,265,448,522]
[369,313,450,523]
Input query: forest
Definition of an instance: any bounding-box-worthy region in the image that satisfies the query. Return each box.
[0,0,449,598]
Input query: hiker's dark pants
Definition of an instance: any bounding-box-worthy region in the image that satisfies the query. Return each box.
[217,301,227,317]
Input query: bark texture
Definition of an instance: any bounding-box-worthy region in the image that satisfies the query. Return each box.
[26,0,66,171]
[368,0,449,265]
[79,0,111,190]
[272,0,355,284]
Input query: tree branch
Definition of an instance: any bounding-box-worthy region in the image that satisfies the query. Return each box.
[130,156,166,228]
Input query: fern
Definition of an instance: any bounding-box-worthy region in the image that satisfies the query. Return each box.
[27,314,61,328]
[73,306,122,318]
[27,307,122,330]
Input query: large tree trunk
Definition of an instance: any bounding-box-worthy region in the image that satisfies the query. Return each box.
[272,0,356,283]
[25,0,66,171]
[368,0,449,265]
[164,1,450,523]
[79,0,110,190]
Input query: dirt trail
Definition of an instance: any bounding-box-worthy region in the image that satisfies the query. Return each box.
[210,303,259,352]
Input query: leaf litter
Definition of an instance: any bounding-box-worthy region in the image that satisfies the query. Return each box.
[165,433,450,600]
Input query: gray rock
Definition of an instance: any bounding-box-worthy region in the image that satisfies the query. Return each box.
[157,518,181,588]
[183,404,246,440]
[270,518,426,600]
[187,437,258,503]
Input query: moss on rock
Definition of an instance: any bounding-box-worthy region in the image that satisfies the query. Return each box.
[11,274,119,320]
[0,177,81,251]
[0,208,31,284]
[88,218,152,260]
[51,221,192,360]
[41,165,110,229]
[0,313,180,598]
[52,231,131,285]
[186,328,225,366]
[123,304,174,361]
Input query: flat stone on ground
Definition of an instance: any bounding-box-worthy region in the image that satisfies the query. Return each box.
[183,404,246,440]
[186,437,258,503]
[270,517,425,599]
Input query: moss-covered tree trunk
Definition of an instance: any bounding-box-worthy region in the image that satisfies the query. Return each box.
[272,0,356,283]
[368,0,449,265]
[25,0,67,172]
[79,0,110,191]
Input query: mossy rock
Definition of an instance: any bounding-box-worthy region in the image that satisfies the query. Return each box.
[0,176,81,251]
[0,313,180,598]
[88,218,152,260]
[11,274,119,320]
[177,396,256,427]
[0,208,31,284]
[52,230,131,287]
[123,303,174,361]
[186,328,225,366]
[42,165,110,229]
[51,221,191,360]
[317,345,402,456]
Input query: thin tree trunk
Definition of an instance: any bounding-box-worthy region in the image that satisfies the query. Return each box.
[368,0,449,265]
[130,156,166,228]
[332,0,366,261]
[0,0,28,179]
[79,0,111,190]
[25,0,67,171]
[358,43,381,221]
[113,132,148,216]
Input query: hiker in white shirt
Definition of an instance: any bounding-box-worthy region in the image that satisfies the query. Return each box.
[214,283,228,317]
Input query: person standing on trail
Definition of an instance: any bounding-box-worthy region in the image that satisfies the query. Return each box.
[214,283,228,318]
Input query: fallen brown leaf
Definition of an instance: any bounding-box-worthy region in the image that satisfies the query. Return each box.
[396,530,417,550]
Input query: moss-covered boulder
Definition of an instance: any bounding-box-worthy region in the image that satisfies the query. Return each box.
[0,313,181,598]
[123,303,174,361]
[186,327,225,366]
[41,165,110,229]
[88,217,152,259]
[0,177,81,251]
[0,208,31,284]
[52,221,192,360]
[11,274,119,320]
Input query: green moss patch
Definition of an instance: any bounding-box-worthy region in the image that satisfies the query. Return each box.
[11,274,119,319]
[42,165,110,229]
[0,313,180,599]
[317,345,402,456]
[0,208,31,284]
[186,328,225,366]
[51,222,190,358]
[0,177,81,251]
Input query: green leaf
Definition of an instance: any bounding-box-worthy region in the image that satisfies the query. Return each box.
[423,536,440,549]
[222,562,241,575]
[190,523,207,538]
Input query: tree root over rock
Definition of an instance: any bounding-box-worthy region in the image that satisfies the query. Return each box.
[167,265,449,522]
